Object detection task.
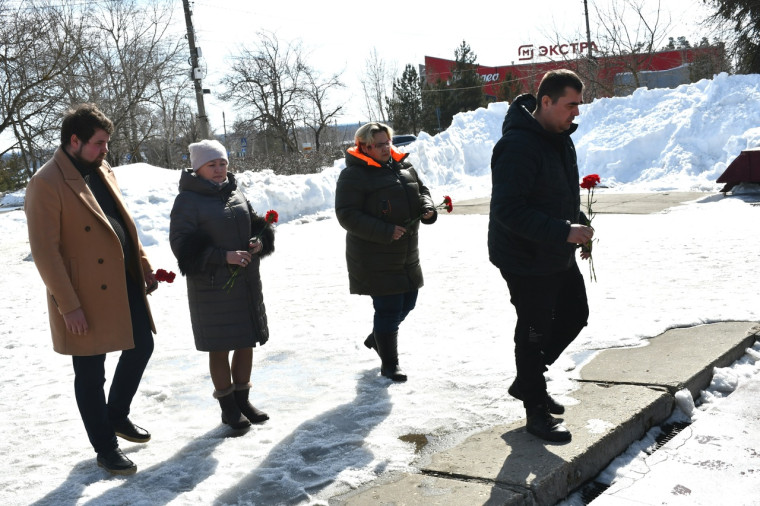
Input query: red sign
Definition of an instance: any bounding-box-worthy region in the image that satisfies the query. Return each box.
[424,45,723,99]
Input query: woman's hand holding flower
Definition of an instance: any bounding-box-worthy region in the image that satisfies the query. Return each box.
[226,250,252,268]
[248,239,263,255]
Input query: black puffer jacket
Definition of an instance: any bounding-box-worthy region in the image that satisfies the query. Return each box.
[336,146,436,296]
[488,93,584,276]
[169,170,274,351]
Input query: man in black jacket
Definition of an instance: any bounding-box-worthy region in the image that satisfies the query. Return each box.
[489,69,594,442]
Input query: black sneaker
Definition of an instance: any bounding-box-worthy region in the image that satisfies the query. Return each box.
[112,418,151,443]
[97,447,137,475]
[526,406,572,443]
[508,381,565,415]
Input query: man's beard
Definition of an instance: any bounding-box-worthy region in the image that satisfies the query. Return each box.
[73,148,104,172]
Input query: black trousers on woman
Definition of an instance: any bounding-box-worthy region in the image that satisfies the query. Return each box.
[501,262,589,408]
[71,275,154,455]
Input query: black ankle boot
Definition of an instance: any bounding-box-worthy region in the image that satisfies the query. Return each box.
[233,383,269,424]
[373,331,407,382]
[526,404,571,443]
[508,380,565,415]
[214,386,251,429]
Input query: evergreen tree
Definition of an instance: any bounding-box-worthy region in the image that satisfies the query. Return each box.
[706,0,760,73]
[387,64,423,135]
[495,71,525,103]
[420,41,485,133]
[448,41,485,118]
[420,78,448,134]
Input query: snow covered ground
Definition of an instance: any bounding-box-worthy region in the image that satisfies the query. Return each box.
[1,72,759,505]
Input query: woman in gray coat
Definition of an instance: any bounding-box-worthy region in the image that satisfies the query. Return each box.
[170,139,274,429]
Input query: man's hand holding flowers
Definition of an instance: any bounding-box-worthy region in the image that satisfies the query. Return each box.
[578,174,601,281]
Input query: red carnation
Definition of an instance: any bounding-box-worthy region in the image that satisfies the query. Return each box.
[442,196,454,213]
[579,174,600,282]
[265,210,279,223]
[155,268,176,283]
[580,174,601,190]
[405,196,455,228]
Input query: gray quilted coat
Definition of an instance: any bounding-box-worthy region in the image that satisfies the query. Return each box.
[169,170,274,351]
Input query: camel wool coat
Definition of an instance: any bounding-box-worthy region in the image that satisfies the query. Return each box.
[24,147,156,356]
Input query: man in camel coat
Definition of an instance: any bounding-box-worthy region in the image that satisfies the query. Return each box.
[25,103,157,475]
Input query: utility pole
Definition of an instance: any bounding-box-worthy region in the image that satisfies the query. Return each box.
[583,0,597,100]
[182,0,211,139]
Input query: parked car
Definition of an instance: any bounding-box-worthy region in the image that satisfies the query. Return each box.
[392,134,417,148]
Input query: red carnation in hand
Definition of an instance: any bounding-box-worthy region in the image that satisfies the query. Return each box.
[224,209,279,293]
[580,174,601,190]
[442,196,453,213]
[405,196,455,228]
[579,174,600,282]
[155,268,176,283]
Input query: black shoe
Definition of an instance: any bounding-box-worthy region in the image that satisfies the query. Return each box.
[97,447,137,475]
[112,418,151,443]
[508,381,565,415]
[526,406,571,443]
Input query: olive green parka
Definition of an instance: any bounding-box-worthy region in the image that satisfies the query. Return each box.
[335,146,436,296]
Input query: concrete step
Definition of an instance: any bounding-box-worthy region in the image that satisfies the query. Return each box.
[331,322,759,506]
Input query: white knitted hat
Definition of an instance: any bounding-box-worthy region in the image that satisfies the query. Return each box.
[188,139,228,172]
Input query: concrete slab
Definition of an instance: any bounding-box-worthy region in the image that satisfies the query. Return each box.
[581,322,760,399]
[330,321,759,505]
[588,192,706,214]
[420,383,671,506]
[450,192,710,216]
[332,472,528,506]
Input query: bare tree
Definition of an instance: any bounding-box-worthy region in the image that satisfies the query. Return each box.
[148,75,195,168]
[541,0,676,98]
[220,31,307,154]
[0,0,192,173]
[592,0,673,95]
[75,0,187,164]
[0,0,84,173]
[302,68,344,152]
[359,48,395,123]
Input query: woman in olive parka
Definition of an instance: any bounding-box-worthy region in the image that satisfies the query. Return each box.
[335,122,437,381]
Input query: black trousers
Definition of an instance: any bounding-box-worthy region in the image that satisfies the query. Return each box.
[72,275,154,455]
[501,263,589,408]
